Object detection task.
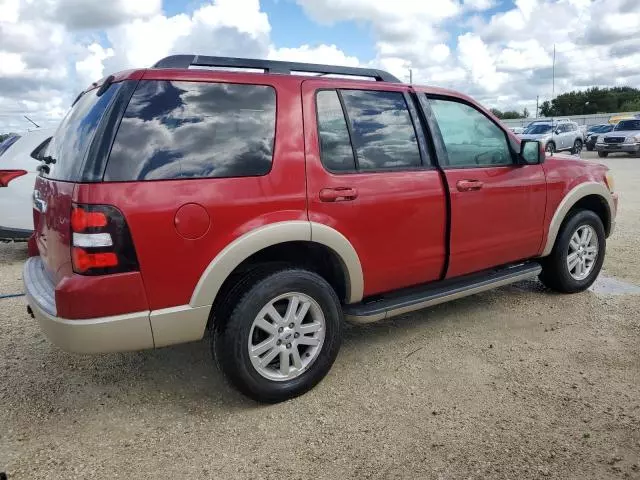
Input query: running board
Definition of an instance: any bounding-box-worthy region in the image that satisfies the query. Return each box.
[344,262,542,324]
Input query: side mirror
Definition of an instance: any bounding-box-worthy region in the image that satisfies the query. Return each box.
[519,139,544,165]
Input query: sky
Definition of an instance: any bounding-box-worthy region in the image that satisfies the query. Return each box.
[0,0,639,132]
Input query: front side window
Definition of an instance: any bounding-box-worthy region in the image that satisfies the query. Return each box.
[340,90,422,171]
[428,97,512,167]
[105,81,276,181]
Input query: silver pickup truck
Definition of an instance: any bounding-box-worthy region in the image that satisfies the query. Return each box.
[596,118,640,158]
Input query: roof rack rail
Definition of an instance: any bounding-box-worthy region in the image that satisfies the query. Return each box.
[152,55,401,83]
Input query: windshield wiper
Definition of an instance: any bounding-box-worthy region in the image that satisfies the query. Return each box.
[41,155,57,165]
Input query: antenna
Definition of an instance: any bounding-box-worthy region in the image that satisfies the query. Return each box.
[24,115,40,128]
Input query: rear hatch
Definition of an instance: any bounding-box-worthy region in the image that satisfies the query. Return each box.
[33,83,124,284]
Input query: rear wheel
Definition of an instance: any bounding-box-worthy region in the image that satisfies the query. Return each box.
[540,210,605,293]
[598,151,609,158]
[213,268,343,403]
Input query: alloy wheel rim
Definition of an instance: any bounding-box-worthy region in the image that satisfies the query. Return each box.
[574,141,582,154]
[567,225,598,281]
[546,143,555,154]
[248,292,326,382]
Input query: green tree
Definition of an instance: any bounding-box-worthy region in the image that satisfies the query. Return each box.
[541,87,640,116]
[539,101,555,117]
[620,98,640,112]
[523,107,530,118]
[490,108,525,120]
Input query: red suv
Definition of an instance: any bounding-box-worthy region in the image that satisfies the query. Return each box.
[24,55,618,402]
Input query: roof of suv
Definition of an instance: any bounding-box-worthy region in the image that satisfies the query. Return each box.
[83,55,478,107]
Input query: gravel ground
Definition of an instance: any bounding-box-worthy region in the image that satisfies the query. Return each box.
[1,152,639,479]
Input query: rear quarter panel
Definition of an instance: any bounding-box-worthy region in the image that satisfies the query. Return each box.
[76,73,307,310]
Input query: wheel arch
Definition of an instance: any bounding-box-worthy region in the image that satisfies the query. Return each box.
[540,182,615,257]
[190,221,364,309]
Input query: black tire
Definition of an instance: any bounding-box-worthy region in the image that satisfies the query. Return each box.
[213,268,343,403]
[571,139,583,155]
[539,210,606,293]
[598,151,608,158]
[545,142,556,155]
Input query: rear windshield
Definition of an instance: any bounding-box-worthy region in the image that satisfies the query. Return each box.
[615,120,640,131]
[104,80,276,181]
[0,135,21,157]
[524,125,552,134]
[44,83,121,181]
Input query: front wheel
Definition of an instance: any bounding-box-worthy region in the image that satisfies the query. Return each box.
[545,142,556,155]
[539,210,606,293]
[213,268,343,403]
[571,139,583,155]
[598,151,609,158]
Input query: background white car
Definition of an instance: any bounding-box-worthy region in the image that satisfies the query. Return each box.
[0,128,54,240]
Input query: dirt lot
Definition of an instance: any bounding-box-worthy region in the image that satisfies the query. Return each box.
[1,152,639,480]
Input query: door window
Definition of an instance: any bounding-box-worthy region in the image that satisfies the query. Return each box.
[428,97,512,167]
[315,89,425,173]
[341,90,422,171]
[316,90,357,172]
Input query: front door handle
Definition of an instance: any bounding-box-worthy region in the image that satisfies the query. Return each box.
[319,187,358,202]
[456,180,484,192]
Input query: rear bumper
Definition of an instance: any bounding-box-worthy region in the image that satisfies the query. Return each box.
[23,257,154,353]
[595,143,640,153]
[0,225,32,241]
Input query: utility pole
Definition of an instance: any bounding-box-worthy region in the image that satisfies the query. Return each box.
[536,95,539,118]
[409,68,413,84]
[552,44,556,104]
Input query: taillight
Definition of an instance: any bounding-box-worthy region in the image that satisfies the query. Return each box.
[0,169,27,187]
[71,204,139,275]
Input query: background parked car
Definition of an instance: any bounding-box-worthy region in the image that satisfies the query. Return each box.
[596,118,640,158]
[519,121,583,154]
[0,128,54,240]
[509,126,525,134]
[585,124,613,151]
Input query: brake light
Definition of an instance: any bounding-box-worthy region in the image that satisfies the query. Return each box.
[71,204,139,275]
[72,249,118,273]
[71,208,108,231]
[0,169,27,187]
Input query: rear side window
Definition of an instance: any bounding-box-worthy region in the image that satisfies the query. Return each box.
[104,81,276,181]
[341,90,421,171]
[315,89,423,173]
[316,90,356,172]
[0,135,20,157]
[46,84,122,181]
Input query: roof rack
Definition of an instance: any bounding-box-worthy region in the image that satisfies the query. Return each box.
[152,55,401,83]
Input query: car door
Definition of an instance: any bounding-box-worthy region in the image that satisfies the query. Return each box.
[559,124,572,150]
[302,79,447,297]
[418,94,547,278]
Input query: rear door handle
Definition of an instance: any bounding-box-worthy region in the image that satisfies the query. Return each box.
[319,187,358,202]
[456,180,484,192]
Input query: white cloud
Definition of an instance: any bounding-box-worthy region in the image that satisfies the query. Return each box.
[463,0,497,11]
[0,52,27,76]
[2,0,640,132]
[75,43,115,86]
[269,44,359,66]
